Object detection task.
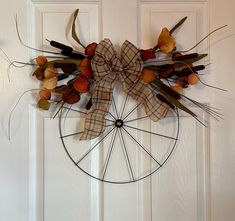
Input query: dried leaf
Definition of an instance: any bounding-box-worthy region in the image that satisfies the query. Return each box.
[173,54,208,69]
[33,59,81,76]
[72,9,85,49]
[152,80,197,117]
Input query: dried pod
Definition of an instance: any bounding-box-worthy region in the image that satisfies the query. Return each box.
[63,90,81,104]
[61,50,85,59]
[159,67,174,79]
[36,56,47,66]
[38,99,51,110]
[39,89,51,100]
[85,98,92,110]
[44,66,58,79]
[54,85,70,95]
[174,53,198,61]
[54,63,77,74]
[43,76,57,90]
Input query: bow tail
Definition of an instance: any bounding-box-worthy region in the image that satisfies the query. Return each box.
[125,80,169,121]
[80,80,114,140]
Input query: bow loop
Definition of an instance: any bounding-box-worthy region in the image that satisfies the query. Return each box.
[93,39,123,74]
[121,40,141,67]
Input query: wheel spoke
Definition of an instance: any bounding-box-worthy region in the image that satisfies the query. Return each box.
[76,127,115,165]
[124,115,149,124]
[119,128,135,182]
[63,107,86,115]
[106,118,115,123]
[60,125,113,139]
[112,95,119,119]
[108,111,116,121]
[119,94,128,119]
[124,125,178,141]
[122,127,162,167]
[63,106,115,123]
[102,128,118,180]
[60,131,84,139]
[122,103,141,121]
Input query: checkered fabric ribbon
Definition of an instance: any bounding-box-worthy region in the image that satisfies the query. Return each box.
[80,39,169,140]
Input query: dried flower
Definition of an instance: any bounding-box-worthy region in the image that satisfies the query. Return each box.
[157,28,176,53]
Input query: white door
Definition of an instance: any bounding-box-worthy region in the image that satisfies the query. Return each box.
[0,0,235,221]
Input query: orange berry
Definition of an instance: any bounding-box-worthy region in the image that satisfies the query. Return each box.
[140,69,156,83]
[80,58,93,78]
[85,42,98,57]
[73,76,90,93]
[39,89,51,100]
[187,73,200,85]
[36,56,47,66]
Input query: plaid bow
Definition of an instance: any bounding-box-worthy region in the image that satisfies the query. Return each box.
[80,39,169,140]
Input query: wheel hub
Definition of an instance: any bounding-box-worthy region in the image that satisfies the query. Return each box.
[115,119,124,128]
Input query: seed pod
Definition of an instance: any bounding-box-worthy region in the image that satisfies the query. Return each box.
[54,63,77,74]
[85,98,92,110]
[174,53,198,61]
[61,50,85,59]
[174,65,205,76]
[49,40,73,52]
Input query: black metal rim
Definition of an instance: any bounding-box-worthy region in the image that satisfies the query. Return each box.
[58,97,180,184]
